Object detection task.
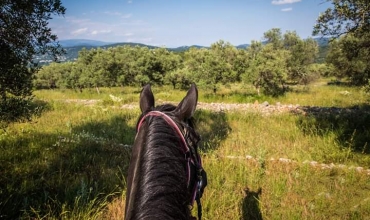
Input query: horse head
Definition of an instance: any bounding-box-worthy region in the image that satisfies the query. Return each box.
[125,83,207,220]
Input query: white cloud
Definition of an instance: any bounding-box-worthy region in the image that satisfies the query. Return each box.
[104,11,122,16]
[281,7,293,12]
[128,0,133,3]
[272,0,301,5]
[66,17,90,24]
[91,30,112,35]
[102,11,132,19]
[122,13,132,19]
[71,28,88,35]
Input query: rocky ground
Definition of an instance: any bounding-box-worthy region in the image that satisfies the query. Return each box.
[64,99,370,116]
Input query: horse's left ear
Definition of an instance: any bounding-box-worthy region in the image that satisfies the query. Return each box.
[175,83,198,120]
[140,84,155,113]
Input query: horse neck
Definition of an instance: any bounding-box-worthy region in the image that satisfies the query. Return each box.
[125,118,190,220]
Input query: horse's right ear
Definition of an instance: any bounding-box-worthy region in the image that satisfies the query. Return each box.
[174,83,198,120]
[140,84,155,113]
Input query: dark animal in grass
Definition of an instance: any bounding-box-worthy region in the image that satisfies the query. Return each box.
[125,84,207,220]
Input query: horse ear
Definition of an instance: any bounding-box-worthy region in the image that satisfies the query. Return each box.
[175,83,198,120]
[140,84,155,113]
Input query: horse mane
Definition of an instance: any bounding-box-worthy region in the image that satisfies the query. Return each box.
[129,104,194,220]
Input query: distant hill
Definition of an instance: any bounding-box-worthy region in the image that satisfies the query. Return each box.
[104,42,158,49]
[169,45,209,52]
[313,37,330,47]
[236,44,250,49]
[58,39,115,47]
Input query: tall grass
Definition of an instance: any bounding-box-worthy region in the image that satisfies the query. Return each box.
[34,82,369,108]
[1,82,370,219]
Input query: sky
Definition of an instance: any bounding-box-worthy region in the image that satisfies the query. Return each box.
[50,0,331,48]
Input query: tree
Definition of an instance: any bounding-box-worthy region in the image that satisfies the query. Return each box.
[263,28,283,49]
[0,0,66,124]
[34,62,73,89]
[283,31,319,84]
[313,0,370,85]
[326,34,370,85]
[313,0,370,38]
[182,41,239,93]
[242,43,290,96]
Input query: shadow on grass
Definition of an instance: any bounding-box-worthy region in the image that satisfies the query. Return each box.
[0,104,230,219]
[195,110,231,152]
[241,187,263,220]
[0,98,51,129]
[295,104,370,154]
[0,115,134,219]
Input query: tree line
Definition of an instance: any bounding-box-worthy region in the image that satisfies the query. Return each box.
[35,28,328,96]
[1,0,369,125]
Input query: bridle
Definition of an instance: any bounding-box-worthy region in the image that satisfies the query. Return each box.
[136,110,207,220]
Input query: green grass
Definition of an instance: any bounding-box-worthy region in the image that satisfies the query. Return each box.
[1,81,370,219]
[34,81,369,108]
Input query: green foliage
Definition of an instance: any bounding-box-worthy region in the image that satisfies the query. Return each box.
[263,28,283,49]
[313,0,370,38]
[0,97,34,128]
[35,46,183,91]
[284,34,319,84]
[243,44,290,96]
[240,29,319,96]
[34,29,323,96]
[164,68,193,89]
[181,41,239,93]
[365,80,370,94]
[326,34,370,85]
[304,63,330,84]
[0,0,65,125]
[314,0,370,86]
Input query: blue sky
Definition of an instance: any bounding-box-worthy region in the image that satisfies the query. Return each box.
[50,0,331,47]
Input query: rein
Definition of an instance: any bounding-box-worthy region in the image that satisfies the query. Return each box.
[136,110,206,220]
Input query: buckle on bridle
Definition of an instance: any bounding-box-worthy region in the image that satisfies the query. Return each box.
[196,168,207,199]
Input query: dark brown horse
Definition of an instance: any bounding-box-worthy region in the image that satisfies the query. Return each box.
[125,84,207,220]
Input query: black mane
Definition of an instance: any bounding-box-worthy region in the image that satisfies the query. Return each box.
[125,84,201,220]
[127,105,193,219]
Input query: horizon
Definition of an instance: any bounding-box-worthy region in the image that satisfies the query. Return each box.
[50,0,331,48]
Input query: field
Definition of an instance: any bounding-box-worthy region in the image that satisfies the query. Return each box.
[1,81,370,219]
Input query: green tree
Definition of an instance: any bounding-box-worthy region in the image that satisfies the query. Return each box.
[326,34,369,85]
[283,31,319,84]
[114,46,141,86]
[0,0,65,124]
[263,28,283,49]
[313,0,370,86]
[313,0,370,38]
[164,68,192,89]
[34,62,73,89]
[242,44,290,96]
[182,41,239,93]
[182,47,208,88]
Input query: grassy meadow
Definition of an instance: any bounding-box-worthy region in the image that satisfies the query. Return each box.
[1,81,370,219]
